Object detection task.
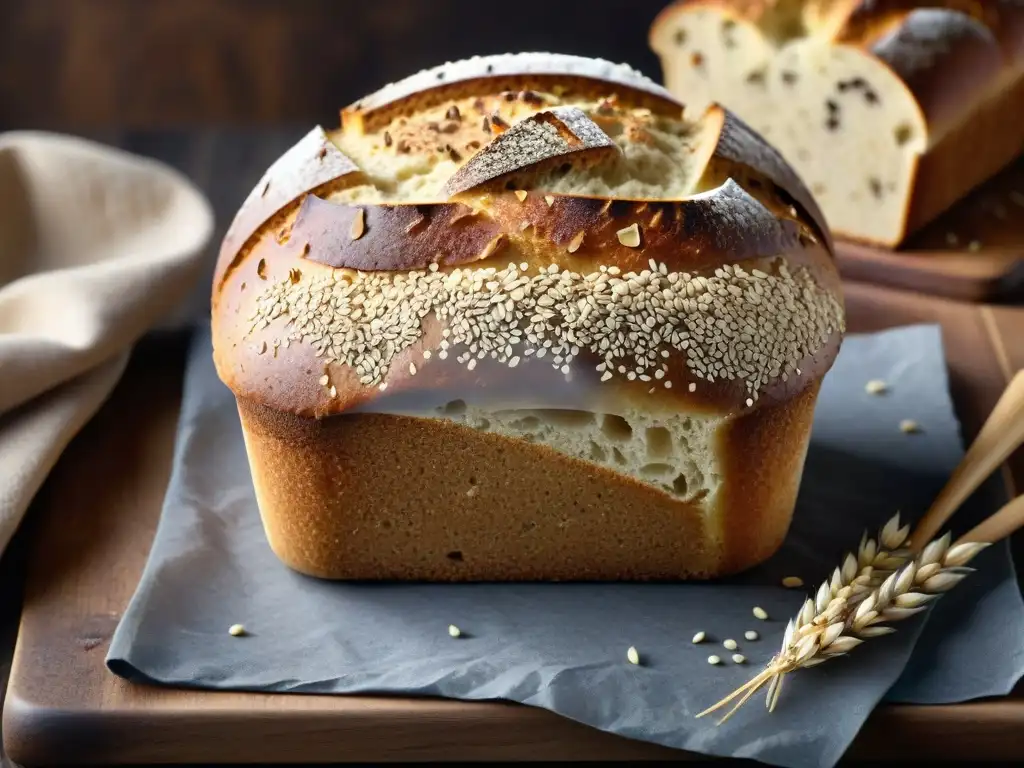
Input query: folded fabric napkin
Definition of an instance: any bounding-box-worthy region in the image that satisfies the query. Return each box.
[107,323,1024,768]
[0,131,213,559]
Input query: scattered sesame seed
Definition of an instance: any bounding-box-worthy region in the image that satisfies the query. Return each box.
[616,223,641,248]
[688,382,697,392]
[692,631,706,644]
[409,362,417,375]
[627,646,640,665]
[448,624,462,638]
[723,639,738,651]
[744,630,759,641]
[567,231,585,253]
[329,385,337,398]
[732,654,746,664]
[423,350,432,359]
[319,374,330,387]
[782,576,804,588]
[708,655,722,665]
[900,419,921,434]
[544,195,555,207]
[745,398,753,407]
[228,624,246,637]
[865,379,887,395]
[514,189,529,202]
[753,606,769,620]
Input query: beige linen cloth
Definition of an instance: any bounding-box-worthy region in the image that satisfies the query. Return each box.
[0,131,214,560]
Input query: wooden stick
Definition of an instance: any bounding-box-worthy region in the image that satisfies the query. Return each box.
[955,494,1024,547]
[910,370,1024,550]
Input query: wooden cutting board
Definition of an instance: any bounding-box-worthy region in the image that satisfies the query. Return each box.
[834,159,1024,302]
[3,281,1024,765]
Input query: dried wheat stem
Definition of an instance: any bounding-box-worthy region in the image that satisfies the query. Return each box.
[697,513,990,724]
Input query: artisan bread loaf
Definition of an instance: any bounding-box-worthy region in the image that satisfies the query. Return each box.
[650,1,1024,248]
[211,52,846,582]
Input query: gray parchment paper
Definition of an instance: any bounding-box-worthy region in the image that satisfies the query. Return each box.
[107,324,1024,768]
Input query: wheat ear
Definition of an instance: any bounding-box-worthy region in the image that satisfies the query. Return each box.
[697,515,990,724]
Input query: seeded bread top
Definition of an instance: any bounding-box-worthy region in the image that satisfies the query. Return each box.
[211,52,845,421]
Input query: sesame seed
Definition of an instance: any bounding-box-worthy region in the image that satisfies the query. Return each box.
[514,190,529,202]
[627,646,640,665]
[423,350,432,359]
[865,379,887,395]
[616,223,641,248]
[744,630,759,641]
[692,631,706,644]
[900,419,921,434]
[544,195,555,207]
[753,606,769,620]
[409,362,417,375]
[228,624,246,637]
[708,655,722,665]
[782,576,804,588]
[329,385,337,398]
[319,374,330,387]
[732,654,746,664]
[723,639,738,651]
[350,208,366,240]
[567,231,585,253]
[448,624,462,638]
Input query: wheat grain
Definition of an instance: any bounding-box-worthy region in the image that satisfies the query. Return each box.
[697,513,989,724]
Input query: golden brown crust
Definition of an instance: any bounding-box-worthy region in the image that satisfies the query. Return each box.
[214,127,363,292]
[236,386,818,581]
[213,52,846,581]
[341,53,685,134]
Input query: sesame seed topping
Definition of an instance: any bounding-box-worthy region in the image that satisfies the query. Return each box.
[782,576,804,588]
[448,624,462,638]
[616,223,641,248]
[319,374,330,387]
[723,639,738,651]
[708,655,722,665]
[627,646,640,665]
[247,260,842,396]
[544,195,555,207]
[514,189,529,202]
[692,631,706,644]
[753,606,769,620]
[744,630,759,641]
[409,362,417,375]
[567,231,585,254]
[732,653,746,664]
[228,624,246,637]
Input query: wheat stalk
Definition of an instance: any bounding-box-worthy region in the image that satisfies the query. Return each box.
[696,514,990,724]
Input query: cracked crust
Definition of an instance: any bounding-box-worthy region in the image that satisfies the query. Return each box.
[212,52,845,582]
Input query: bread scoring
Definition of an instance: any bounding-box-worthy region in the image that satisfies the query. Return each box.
[650,1,1024,247]
[211,53,845,580]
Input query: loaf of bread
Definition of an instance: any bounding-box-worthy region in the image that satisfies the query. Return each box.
[650,1,1024,248]
[211,52,846,582]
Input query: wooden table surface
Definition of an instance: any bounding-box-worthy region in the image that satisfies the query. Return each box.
[2,280,1023,766]
[0,129,1022,766]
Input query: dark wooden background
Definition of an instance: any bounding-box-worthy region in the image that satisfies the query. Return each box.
[0,0,672,131]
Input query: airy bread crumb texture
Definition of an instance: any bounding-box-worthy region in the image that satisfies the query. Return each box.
[329,91,717,204]
[433,400,722,502]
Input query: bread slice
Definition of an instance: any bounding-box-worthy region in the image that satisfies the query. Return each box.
[650,1,1024,247]
[212,52,845,581]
